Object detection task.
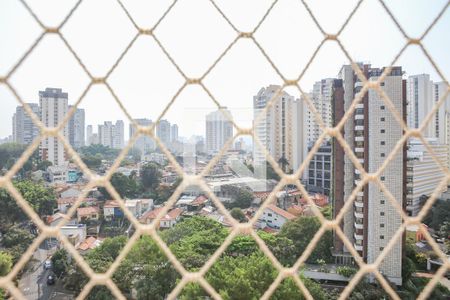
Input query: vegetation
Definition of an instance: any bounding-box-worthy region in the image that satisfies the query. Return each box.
[230,207,247,222]
[140,162,161,191]
[99,173,141,199]
[0,252,13,300]
[423,198,450,232]
[1,227,34,264]
[336,266,357,278]
[0,143,52,178]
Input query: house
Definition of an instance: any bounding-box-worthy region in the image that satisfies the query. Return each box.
[103,200,123,220]
[139,207,183,228]
[47,164,68,183]
[188,195,209,211]
[47,212,67,227]
[125,200,142,217]
[57,197,97,214]
[77,206,100,222]
[139,199,154,213]
[60,186,84,198]
[77,236,102,254]
[60,224,87,248]
[260,204,296,229]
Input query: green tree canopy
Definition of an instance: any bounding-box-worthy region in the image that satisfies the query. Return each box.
[99,173,141,199]
[140,162,161,191]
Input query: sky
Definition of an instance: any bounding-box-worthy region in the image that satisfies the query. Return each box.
[0,0,448,139]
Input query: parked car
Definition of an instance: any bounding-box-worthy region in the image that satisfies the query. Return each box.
[46,274,55,285]
[44,260,52,270]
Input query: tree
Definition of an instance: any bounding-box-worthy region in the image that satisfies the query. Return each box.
[278,156,289,173]
[0,143,27,170]
[1,227,34,263]
[230,207,247,223]
[279,216,333,263]
[99,173,141,199]
[0,180,56,231]
[0,252,12,300]
[423,199,450,231]
[320,205,332,220]
[140,162,161,191]
[36,160,52,171]
[81,155,102,169]
[51,249,69,277]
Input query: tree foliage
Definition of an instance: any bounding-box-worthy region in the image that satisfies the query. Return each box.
[279,216,333,263]
[140,162,161,191]
[230,207,247,223]
[99,173,141,199]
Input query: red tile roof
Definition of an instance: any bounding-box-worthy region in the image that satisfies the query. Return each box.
[77,236,102,251]
[104,200,121,208]
[266,204,296,220]
[191,195,208,206]
[77,206,99,217]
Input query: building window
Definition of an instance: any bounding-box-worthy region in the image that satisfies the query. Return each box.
[380,212,385,216]
[268,213,272,217]
[380,235,384,239]
[381,176,385,181]
[381,105,385,110]
[381,141,385,145]
[381,117,385,121]
[380,129,385,133]
[380,223,385,228]
[380,247,384,251]
[380,200,385,204]
[381,153,385,157]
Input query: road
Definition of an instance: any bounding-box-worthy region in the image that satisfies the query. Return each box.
[18,239,74,300]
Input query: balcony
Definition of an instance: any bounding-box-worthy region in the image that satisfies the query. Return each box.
[356,103,364,109]
[355,125,364,131]
[354,179,362,186]
[355,201,364,208]
[354,211,364,219]
[354,233,363,240]
[355,114,364,120]
[355,169,361,175]
[358,158,364,164]
[354,222,364,230]
[355,136,364,142]
[357,191,364,197]
[354,81,363,88]
[355,147,364,153]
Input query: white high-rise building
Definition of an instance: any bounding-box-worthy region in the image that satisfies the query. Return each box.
[13,103,40,145]
[156,119,171,146]
[407,74,435,137]
[434,81,450,146]
[406,138,448,216]
[39,88,69,166]
[171,124,179,143]
[113,120,124,149]
[68,106,85,149]
[86,125,93,146]
[334,65,405,285]
[205,108,233,154]
[253,85,305,174]
[98,120,124,149]
[130,118,155,155]
[306,79,334,145]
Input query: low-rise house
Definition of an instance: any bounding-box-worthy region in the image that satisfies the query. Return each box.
[188,195,209,211]
[139,207,183,229]
[77,236,103,254]
[103,200,124,220]
[77,206,100,223]
[260,204,296,229]
[125,199,142,217]
[48,164,68,183]
[47,212,67,227]
[57,197,97,214]
[60,224,87,248]
[59,185,84,198]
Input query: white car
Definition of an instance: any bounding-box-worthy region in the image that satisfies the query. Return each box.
[44,260,52,270]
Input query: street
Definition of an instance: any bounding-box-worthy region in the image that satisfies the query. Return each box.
[18,240,73,300]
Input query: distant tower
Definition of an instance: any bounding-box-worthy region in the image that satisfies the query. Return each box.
[130,118,155,155]
[156,119,171,146]
[205,108,233,154]
[68,106,85,149]
[39,88,69,166]
[171,124,179,143]
[13,103,40,145]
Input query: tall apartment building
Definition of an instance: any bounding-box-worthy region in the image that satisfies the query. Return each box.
[86,125,93,146]
[156,119,171,146]
[171,124,179,143]
[205,108,233,154]
[306,79,334,146]
[407,74,435,137]
[434,81,450,146]
[333,65,405,285]
[253,85,305,175]
[98,120,124,149]
[406,138,448,216]
[39,88,69,166]
[68,106,85,149]
[130,118,155,155]
[307,142,332,196]
[12,103,40,145]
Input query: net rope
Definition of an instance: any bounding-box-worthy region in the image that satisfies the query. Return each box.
[0,0,449,299]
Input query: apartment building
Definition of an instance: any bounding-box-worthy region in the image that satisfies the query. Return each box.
[98,120,124,149]
[130,118,155,155]
[406,138,448,216]
[68,106,85,149]
[205,108,233,154]
[307,142,332,196]
[333,65,405,285]
[39,88,69,166]
[253,85,305,175]
[407,74,435,137]
[12,103,40,145]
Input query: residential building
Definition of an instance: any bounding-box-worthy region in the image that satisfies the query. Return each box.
[98,120,124,149]
[76,206,100,223]
[205,108,233,154]
[434,82,450,146]
[86,125,93,146]
[60,224,87,248]
[306,79,334,145]
[39,88,69,166]
[103,200,124,220]
[407,74,435,137]
[333,64,405,285]
[47,163,68,183]
[253,85,306,175]
[307,142,332,196]
[130,118,155,155]
[57,197,97,214]
[156,119,171,146]
[68,106,85,149]
[12,103,40,145]
[406,138,448,216]
[139,207,183,228]
[260,204,296,229]
[171,124,179,142]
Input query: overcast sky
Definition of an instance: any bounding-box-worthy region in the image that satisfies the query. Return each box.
[0,0,448,139]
